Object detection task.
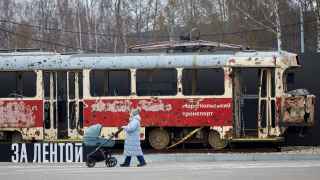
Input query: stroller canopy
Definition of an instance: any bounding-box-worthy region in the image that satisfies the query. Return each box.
[84,124,102,138]
[83,124,115,147]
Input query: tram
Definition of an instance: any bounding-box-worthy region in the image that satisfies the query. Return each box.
[0,43,315,150]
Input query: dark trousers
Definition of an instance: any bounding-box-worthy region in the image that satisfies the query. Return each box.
[123,155,146,165]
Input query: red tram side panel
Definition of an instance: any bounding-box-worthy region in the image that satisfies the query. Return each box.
[0,100,43,140]
[0,100,43,128]
[84,98,233,127]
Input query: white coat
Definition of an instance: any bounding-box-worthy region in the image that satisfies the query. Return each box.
[123,113,143,156]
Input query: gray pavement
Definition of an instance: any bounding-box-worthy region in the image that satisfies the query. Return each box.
[117,152,320,162]
[1,160,320,180]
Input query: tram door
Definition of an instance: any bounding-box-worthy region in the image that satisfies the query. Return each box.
[43,71,83,140]
[233,68,276,138]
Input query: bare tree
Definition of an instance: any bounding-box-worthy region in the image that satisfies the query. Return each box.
[0,0,317,52]
[167,0,177,41]
[152,0,159,34]
[113,0,129,53]
[97,0,113,51]
[0,0,15,49]
[77,1,83,51]
[229,0,283,51]
[298,0,320,52]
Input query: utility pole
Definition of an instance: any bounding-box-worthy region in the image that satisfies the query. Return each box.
[274,0,282,51]
[77,1,82,52]
[94,17,98,53]
[300,3,305,53]
[168,0,175,42]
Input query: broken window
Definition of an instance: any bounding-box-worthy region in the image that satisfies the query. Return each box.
[79,102,84,128]
[0,71,37,98]
[261,69,275,97]
[261,70,268,97]
[69,72,76,100]
[69,101,76,129]
[78,73,83,99]
[136,69,177,96]
[283,70,296,92]
[90,70,131,96]
[44,102,51,129]
[240,68,260,95]
[182,68,224,95]
[43,72,57,100]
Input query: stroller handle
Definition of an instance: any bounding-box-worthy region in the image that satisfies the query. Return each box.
[107,127,123,140]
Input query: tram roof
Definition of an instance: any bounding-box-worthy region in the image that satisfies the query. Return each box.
[0,51,299,70]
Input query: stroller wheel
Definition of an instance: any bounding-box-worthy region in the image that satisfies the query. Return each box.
[105,157,117,167]
[86,158,96,168]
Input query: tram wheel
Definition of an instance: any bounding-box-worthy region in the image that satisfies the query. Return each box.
[148,128,170,150]
[208,130,228,150]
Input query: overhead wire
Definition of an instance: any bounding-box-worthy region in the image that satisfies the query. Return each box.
[0,19,317,39]
[0,18,317,52]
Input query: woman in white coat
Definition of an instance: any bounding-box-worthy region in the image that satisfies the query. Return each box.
[120,108,146,167]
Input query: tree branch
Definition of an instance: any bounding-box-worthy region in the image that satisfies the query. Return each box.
[232,1,277,34]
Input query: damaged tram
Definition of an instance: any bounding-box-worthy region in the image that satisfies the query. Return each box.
[0,50,315,149]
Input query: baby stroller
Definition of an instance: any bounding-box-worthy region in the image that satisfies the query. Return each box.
[83,124,123,168]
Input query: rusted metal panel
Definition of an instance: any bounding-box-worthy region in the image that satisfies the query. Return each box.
[83,98,233,127]
[282,95,315,126]
[0,51,298,70]
[0,100,43,128]
[276,97,282,126]
[0,127,43,140]
[0,54,229,70]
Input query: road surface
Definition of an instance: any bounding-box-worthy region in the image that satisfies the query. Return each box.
[1,160,320,180]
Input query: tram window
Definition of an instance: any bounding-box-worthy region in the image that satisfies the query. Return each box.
[136,69,177,96]
[182,68,224,95]
[241,68,260,95]
[78,73,83,99]
[284,71,295,92]
[79,102,84,128]
[261,70,267,97]
[69,72,76,99]
[68,71,83,100]
[271,70,275,97]
[22,72,37,97]
[261,69,275,97]
[0,71,36,98]
[43,72,57,100]
[43,72,50,99]
[90,70,131,96]
[0,72,16,97]
[44,102,51,129]
[53,102,57,129]
[261,100,267,128]
[271,100,276,128]
[69,101,76,129]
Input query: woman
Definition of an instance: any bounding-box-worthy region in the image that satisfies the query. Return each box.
[120,108,146,167]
